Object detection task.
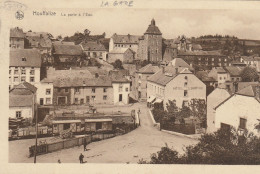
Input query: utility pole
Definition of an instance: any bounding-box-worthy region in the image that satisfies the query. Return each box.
[34,103,38,163]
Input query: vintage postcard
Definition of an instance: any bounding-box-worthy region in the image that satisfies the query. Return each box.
[1,0,260,173]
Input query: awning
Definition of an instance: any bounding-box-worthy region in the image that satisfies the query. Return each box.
[147,95,156,103]
[153,98,163,104]
[52,120,81,124]
[85,118,112,123]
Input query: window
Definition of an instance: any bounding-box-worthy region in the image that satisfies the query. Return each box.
[46,89,51,95]
[21,69,26,75]
[30,77,34,82]
[92,88,95,93]
[183,100,189,107]
[184,90,188,97]
[14,77,19,82]
[103,88,107,93]
[16,111,21,118]
[14,70,18,75]
[58,88,61,92]
[65,88,69,92]
[9,70,11,75]
[212,58,214,61]
[119,85,123,92]
[219,77,222,80]
[184,76,188,80]
[125,87,129,92]
[30,69,35,75]
[22,57,26,61]
[46,98,51,104]
[75,98,78,104]
[232,78,234,81]
[92,96,95,100]
[239,118,247,129]
[75,88,79,93]
[21,76,26,82]
[9,77,11,83]
[103,95,107,100]
[236,78,239,81]
[184,82,188,87]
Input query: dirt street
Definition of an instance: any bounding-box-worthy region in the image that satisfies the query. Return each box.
[9,103,198,163]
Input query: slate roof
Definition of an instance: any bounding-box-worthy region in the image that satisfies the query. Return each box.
[241,56,260,62]
[137,64,160,74]
[53,76,112,88]
[53,44,83,55]
[47,68,94,80]
[144,19,162,35]
[81,41,107,51]
[10,49,41,67]
[196,71,217,82]
[214,67,227,74]
[10,27,24,38]
[112,34,141,44]
[192,44,203,50]
[147,66,191,86]
[224,66,244,77]
[9,82,37,107]
[177,50,223,56]
[53,41,75,45]
[167,58,192,69]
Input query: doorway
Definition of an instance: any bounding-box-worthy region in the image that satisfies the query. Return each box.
[40,98,44,105]
[119,94,123,102]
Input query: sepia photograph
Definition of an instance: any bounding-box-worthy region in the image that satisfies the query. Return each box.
[1,0,260,173]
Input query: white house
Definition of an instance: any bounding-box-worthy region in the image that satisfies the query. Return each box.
[207,87,231,133]
[9,82,37,119]
[214,84,260,135]
[208,67,228,86]
[34,78,54,106]
[112,78,131,105]
[9,49,41,89]
[147,66,206,109]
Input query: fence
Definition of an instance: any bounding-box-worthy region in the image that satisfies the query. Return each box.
[29,135,92,157]
[161,122,196,135]
[28,126,135,157]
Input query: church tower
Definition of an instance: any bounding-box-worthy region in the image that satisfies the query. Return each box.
[143,19,162,62]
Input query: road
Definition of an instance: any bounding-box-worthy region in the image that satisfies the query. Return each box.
[9,103,198,163]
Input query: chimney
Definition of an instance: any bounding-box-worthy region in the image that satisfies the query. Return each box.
[175,67,178,74]
[233,82,238,93]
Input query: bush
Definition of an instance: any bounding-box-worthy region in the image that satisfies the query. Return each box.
[139,128,260,164]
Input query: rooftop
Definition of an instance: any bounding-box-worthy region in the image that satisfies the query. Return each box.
[224,66,244,76]
[81,41,107,51]
[177,50,223,56]
[10,27,24,38]
[144,19,162,35]
[10,49,41,67]
[52,44,83,56]
[137,64,160,74]
[148,66,191,86]
[109,47,134,54]
[167,58,193,70]
[112,34,141,44]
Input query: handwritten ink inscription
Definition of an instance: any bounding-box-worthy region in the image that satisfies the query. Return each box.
[101,1,134,7]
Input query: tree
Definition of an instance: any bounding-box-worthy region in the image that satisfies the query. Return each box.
[112,59,124,69]
[240,67,259,82]
[139,128,260,164]
[189,99,207,128]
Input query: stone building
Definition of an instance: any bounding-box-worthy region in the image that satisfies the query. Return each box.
[137,19,162,62]
[108,47,135,63]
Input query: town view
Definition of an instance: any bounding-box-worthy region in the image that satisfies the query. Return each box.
[8,18,260,164]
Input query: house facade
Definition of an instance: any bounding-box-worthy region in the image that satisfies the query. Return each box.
[208,67,229,86]
[207,88,231,133]
[9,82,37,120]
[214,84,260,135]
[134,64,160,101]
[109,33,140,54]
[34,78,54,106]
[112,79,131,105]
[10,27,24,49]
[147,66,206,109]
[9,49,41,89]
[108,48,135,63]
[81,41,107,61]
[241,56,260,73]
[137,19,162,62]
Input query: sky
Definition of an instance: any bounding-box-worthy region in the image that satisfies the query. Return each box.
[9,8,260,40]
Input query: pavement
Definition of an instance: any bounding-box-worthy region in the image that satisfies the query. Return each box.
[9,102,198,163]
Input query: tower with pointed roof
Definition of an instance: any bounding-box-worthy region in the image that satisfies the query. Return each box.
[137,19,162,62]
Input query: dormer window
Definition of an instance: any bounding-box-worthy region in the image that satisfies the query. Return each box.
[22,57,26,61]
